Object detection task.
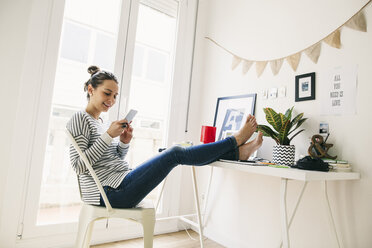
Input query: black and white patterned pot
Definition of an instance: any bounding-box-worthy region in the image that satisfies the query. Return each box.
[272,145,295,166]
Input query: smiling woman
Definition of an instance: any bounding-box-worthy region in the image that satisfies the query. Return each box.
[84,66,119,119]
[15,0,199,245]
[29,0,123,234]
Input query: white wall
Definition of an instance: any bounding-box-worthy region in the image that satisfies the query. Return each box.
[0,0,69,246]
[181,0,372,247]
[0,0,33,229]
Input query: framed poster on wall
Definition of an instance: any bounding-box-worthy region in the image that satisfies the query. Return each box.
[213,94,256,141]
[295,72,315,102]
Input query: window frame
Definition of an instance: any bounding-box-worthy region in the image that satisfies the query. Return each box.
[3,0,199,246]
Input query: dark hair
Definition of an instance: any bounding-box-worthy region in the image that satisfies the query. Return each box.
[84,65,118,100]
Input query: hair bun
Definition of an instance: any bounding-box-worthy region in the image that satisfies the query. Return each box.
[87,65,100,75]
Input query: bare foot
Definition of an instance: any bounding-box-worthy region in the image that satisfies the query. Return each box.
[239,131,263,160]
[233,115,257,146]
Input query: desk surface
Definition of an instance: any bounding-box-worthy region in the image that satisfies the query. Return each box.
[211,161,360,181]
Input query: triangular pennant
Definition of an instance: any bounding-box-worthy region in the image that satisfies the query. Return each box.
[256,61,268,77]
[270,59,284,75]
[345,11,367,32]
[286,53,301,71]
[242,60,254,74]
[231,56,242,70]
[304,43,322,63]
[324,30,341,49]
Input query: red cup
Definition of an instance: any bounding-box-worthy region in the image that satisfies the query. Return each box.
[200,126,216,144]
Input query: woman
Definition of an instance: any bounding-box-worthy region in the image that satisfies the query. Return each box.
[67,66,263,208]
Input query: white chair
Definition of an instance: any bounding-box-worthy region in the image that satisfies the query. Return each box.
[66,130,156,248]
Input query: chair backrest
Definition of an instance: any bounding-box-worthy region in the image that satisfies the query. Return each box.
[66,129,113,213]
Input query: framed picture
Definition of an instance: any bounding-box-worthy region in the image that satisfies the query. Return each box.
[213,94,256,141]
[295,72,315,102]
[319,122,329,134]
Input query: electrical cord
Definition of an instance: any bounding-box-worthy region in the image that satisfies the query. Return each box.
[179,220,208,241]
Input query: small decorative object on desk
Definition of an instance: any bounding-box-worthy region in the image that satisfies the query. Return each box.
[323,159,352,172]
[173,141,193,148]
[293,156,330,172]
[200,126,216,144]
[308,134,337,159]
[257,106,307,166]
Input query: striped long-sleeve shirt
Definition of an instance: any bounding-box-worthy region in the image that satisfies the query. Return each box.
[66,111,130,205]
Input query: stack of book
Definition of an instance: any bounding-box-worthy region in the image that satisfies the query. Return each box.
[322,159,351,172]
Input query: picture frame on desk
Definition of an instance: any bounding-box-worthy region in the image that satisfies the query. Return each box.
[213,94,256,141]
[295,72,315,102]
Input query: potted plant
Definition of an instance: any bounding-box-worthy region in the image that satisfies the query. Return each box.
[257,107,307,166]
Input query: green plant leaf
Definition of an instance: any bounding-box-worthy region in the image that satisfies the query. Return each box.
[282,137,291,145]
[257,125,276,137]
[288,112,305,135]
[290,113,304,127]
[278,119,291,144]
[261,107,307,145]
[263,108,282,132]
[279,113,288,125]
[284,107,294,120]
[288,118,307,135]
[257,125,280,144]
[289,129,305,143]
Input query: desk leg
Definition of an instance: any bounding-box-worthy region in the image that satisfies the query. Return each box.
[278,181,307,248]
[322,181,341,248]
[155,177,167,212]
[191,166,204,248]
[280,178,290,248]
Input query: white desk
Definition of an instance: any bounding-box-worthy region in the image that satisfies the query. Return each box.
[183,161,360,248]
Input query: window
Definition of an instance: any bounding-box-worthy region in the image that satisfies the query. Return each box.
[146,49,167,82]
[93,33,116,71]
[36,0,121,225]
[132,45,145,77]
[21,0,196,242]
[60,22,91,63]
[132,44,169,83]
[123,2,178,207]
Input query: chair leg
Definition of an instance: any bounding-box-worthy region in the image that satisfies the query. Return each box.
[75,220,95,248]
[141,210,156,248]
[76,207,96,248]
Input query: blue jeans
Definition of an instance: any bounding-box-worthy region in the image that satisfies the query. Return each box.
[100,136,238,208]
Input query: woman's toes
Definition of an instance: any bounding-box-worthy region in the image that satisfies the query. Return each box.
[254,131,263,146]
[238,135,263,160]
[245,114,253,123]
[258,131,263,138]
[233,115,258,146]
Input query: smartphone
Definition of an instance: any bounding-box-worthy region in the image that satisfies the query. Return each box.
[122,109,137,127]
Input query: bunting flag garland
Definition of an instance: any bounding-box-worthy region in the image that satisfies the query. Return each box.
[256,61,268,77]
[304,43,322,63]
[345,11,367,31]
[231,56,242,70]
[286,53,301,71]
[207,1,370,77]
[242,60,254,74]
[324,30,341,48]
[270,58,284,75]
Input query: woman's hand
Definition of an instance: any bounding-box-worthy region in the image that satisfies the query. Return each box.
[107,119,129,138]
[120,122,133,144]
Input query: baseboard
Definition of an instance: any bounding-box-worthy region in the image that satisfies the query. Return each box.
[191,225,246,248]
[15,219,179,248]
